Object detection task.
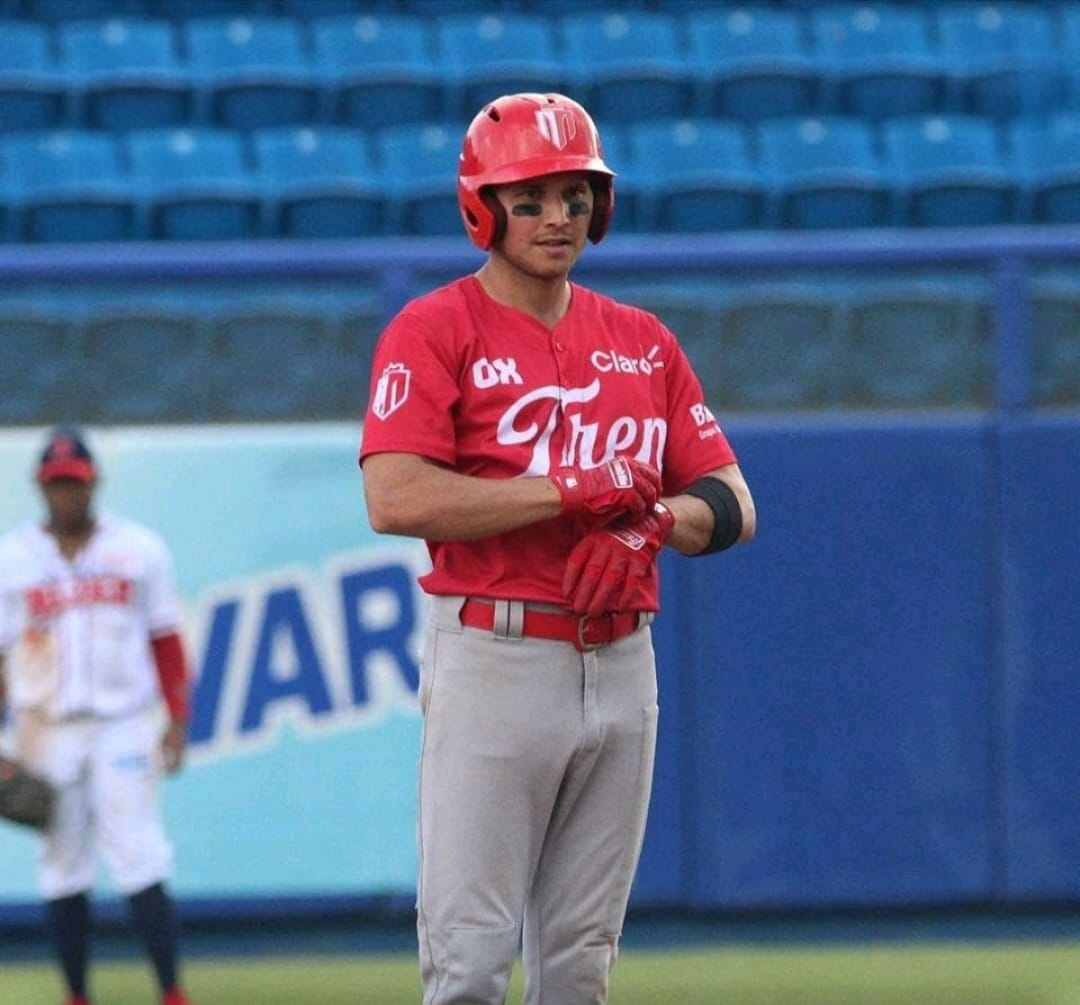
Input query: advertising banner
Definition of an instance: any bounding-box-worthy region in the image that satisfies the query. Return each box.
[0,425,427,903]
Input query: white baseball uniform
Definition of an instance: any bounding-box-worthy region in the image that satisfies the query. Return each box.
[0,512,182,899]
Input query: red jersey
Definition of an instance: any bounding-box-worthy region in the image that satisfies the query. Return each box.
[359,276,736,609]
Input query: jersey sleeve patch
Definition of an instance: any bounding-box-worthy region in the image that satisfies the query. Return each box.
[371,363,412,420]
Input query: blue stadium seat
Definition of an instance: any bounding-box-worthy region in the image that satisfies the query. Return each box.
[277,0,364,16]
[434,13,565,121]
[3,131,137,242]
[684,284,846,409]
[1008,115,1080,225]
[321,287,384,414]
[184,16,318,129]
[206,298,339,420]
[935,3,1062,119]
[1029,274,1080,406]
[147,0,277,17]
[311,14,441,130]
[586,122,645,232]
[840,279,992,407]
[253,126,383,238]
[1064,3,1080,53]
[628,118,767,232]
[125,127,263,240]
[684,6,817,121]
[559,11,695,123]
[376,121,465,236]
[81,302,214,422]
[810,4,943,119]
[0,20,67,131]
[24,0,147,18]
[521,0,644,10]
[0,305,92,424]
[882,115,1019,227]
[408,0,521,12]
[755,116,890,230]
[0,167,14,242]
[58,19,191,130]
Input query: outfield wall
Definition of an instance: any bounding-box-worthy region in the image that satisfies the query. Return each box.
[0,415,1076,920]
[0,230,1078,923]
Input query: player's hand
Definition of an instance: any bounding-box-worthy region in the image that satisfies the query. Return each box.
[552,458,661,525]
[563,503,675,617]
[161,717,188,775]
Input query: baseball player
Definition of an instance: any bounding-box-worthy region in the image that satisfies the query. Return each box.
[0,427,193,1005]
[359,93,756,1004]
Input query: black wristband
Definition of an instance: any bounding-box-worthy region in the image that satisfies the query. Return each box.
[683,476,742,555]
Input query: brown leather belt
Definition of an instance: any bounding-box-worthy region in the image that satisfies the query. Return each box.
[459,598,642,652]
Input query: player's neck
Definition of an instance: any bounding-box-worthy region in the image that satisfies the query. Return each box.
[45,518,95,559]
[475,261,571,329]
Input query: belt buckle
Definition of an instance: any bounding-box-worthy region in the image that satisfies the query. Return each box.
[577,613,613,652]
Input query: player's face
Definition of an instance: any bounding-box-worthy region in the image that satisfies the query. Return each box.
[41,478,95,533]
[492,171,593,280]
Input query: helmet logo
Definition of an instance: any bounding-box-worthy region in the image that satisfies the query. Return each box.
[535,108,577,151]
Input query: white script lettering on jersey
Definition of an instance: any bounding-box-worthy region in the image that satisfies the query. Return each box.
[591,346,664,376]
[497,379,667,476]
[372,363,411,420]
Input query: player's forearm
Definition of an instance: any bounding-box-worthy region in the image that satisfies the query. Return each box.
[663,465,757,556]
[364,453,563,541]
[663,493,716,555]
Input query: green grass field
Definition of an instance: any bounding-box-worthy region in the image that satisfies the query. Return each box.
[6,941,1080,1004]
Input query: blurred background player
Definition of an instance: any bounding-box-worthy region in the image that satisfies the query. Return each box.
[360,92,756,1004]
[0,427,193,1005]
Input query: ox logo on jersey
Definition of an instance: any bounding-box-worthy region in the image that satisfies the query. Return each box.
[372,363,411,420]
[535,107,576,150]
[472,357,523,389]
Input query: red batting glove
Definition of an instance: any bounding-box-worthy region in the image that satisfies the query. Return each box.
[563,502,676,617]
[552,458,661,525]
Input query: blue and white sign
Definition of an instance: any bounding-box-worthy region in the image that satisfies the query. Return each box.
[0,425,429,902]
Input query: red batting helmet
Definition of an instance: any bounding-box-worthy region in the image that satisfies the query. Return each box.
[457,92,615,251]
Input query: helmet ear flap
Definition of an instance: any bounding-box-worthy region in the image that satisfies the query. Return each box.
[481,189,506,248]
[588,178,613,244]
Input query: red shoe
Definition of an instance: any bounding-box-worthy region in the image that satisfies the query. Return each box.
[66,998,91,1005]
[163,989,190,1005]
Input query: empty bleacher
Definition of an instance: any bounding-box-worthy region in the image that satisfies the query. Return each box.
[0,1,1078,240]
[0,1,1076,424]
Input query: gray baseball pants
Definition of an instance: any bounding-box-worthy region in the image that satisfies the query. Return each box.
[416,596,659,1005]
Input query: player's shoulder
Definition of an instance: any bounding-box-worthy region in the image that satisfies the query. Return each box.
[98,513,171,557]
[395,276,475,325]
[575,284,665,323]
[572,284,676,343]
[0,521,41,561]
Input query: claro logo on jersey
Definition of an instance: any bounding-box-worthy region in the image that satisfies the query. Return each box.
[25,577,133,618]
[591,346,664,376]
[372,362,411,420]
